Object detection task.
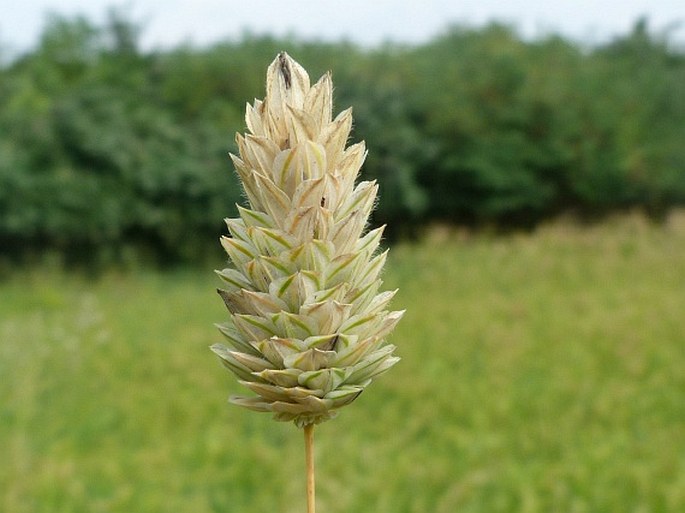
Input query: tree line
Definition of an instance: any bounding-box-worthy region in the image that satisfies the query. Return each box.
[1,12,684,264]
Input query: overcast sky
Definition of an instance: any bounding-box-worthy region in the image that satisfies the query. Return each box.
[1,0,683,57]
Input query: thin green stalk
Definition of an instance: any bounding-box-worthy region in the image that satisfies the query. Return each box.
[304,424,316,513]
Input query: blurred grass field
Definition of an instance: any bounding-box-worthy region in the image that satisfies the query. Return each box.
[2,211,685,513]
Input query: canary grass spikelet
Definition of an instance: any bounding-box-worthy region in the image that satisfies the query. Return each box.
[211,52,403,428]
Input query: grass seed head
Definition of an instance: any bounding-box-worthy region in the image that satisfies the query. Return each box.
[212,52,402,427]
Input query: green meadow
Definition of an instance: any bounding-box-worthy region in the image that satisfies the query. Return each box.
[2,212,684,513]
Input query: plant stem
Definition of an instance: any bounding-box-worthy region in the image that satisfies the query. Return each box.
[304,423,316,513]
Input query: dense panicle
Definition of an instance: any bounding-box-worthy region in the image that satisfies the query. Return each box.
[212,52,402,427]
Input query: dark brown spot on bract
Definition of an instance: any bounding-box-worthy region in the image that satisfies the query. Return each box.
[278,52,292,89]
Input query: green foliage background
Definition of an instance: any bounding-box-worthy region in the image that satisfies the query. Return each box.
[2,11,684,512]
[1,13,685,263]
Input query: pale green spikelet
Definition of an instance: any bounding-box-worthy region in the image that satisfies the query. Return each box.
[212,52,403,428]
